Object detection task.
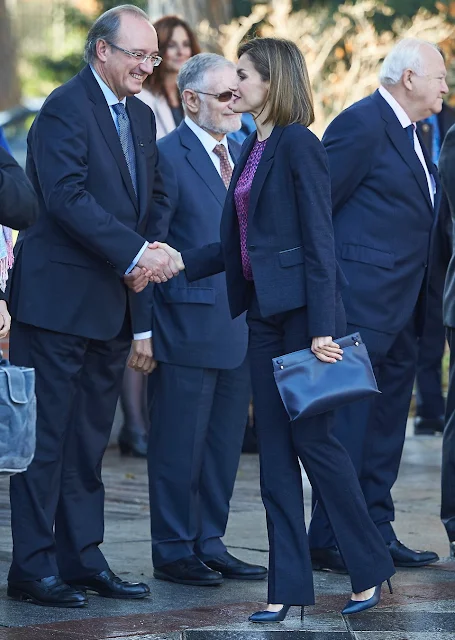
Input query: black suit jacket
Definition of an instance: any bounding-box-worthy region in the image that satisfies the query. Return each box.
[0,147,38,301]
[184,124,346,338]
[8,65,170,340]
[151,122,248,369]
[439,116,455,328]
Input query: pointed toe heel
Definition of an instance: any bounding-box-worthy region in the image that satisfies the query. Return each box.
[342,579,393,616]
[249,604,292,623]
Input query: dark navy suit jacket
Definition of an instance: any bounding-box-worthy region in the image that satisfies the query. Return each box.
[8,65,170,340]
[151,122,248,369]
[324,89,441,337]
[184,124,346,339]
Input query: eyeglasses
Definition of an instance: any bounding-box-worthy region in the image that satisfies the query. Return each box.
[106,41,162,67]
[192,90,233,102]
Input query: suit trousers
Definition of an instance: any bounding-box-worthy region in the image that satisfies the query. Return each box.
[415,275,446,420]
[246,293,395,605]
[148,360,250,567]
[441,327,455,542]
[309,317,418,550]
[8,318,131,582]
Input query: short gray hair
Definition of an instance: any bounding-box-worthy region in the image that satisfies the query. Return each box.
[84,4,150,64]
[177,53,235,96]
[379,38,440,86]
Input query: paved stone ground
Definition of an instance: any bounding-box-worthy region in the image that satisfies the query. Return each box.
[0,424,454,639]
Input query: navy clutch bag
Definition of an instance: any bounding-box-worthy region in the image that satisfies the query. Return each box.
[272,333,380,421]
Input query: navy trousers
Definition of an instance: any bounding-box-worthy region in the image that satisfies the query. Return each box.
[309,317,418,549]
[441,328,455,542]
[247,293,394,605]
[415,261,446,420]
[8,318,131,582]
[148,359,250,567]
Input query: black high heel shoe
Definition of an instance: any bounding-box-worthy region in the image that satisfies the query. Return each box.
[249,604,304,623]
[118,427,148,458]
[342,579,393,615]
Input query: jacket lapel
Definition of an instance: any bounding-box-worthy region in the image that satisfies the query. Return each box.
[179,122,227,206]
[127,98,148,222]
[373,91,433,214]
[247,126,284,220]
[79,66,139,213]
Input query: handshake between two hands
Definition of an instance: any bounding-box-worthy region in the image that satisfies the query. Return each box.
[123,242,184,293]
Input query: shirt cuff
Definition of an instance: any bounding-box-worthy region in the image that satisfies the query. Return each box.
[133,331,152,340]
[125,241,148,275]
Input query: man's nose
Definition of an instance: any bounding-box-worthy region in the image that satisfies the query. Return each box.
[139,58,155,74]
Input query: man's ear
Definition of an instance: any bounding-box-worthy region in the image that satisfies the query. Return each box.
[182,89,199,115]
[96,39,109,63]
[403,68,413,91]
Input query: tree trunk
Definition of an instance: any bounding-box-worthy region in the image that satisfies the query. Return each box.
[0,0,20,110]
[148,0,233,27]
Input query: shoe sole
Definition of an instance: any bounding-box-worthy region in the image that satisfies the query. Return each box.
[71,586,150,599]
[392,557,439,568]
[311,563,348,575]
[220,573,267,580]
[7,587,87,608]
[153,571,223,586]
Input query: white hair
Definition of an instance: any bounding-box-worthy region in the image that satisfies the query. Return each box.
[379,38,440,86]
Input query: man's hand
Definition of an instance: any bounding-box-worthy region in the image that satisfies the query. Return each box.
[137,246,180,284]
[0,300,11,339]
[128,338,157,374]
[142,242,185,282]
[149,242,185,270]
[123,266,149,293]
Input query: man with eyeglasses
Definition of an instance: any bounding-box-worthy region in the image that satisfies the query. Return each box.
[146,53,267,586]
[6,5,182,608]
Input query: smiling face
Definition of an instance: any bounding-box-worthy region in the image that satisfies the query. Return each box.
[183,65,241,138]
[228,53,269,118]
[94,13,159,99]
[163,25,193,74]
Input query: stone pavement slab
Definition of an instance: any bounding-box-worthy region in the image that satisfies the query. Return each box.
[0,430,454,639]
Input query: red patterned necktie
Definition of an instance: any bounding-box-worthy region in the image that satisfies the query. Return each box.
[213,144,233,189]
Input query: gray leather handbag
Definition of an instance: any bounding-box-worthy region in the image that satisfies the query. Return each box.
[0,358,36,475]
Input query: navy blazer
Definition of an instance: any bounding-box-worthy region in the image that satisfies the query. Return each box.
[151,122,248,369]
[325,89,441,336]
[8,65,170,340]
[184,124,346,339]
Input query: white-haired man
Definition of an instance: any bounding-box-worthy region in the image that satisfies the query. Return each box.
[309,38,446,571]
[146,53,267,586]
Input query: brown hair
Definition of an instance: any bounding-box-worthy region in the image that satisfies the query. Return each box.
[145,15,201,97]
[237,38,314,127]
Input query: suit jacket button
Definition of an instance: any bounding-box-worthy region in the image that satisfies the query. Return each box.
[249,245,256,251]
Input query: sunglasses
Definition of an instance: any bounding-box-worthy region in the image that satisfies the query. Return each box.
[192,90,234,102]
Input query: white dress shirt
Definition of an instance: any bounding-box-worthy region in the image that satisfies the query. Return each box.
[184,116,234,173]
[90,66,150,340]
[379,85,435,205]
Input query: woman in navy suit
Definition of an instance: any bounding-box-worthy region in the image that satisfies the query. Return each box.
[152,38,395,620]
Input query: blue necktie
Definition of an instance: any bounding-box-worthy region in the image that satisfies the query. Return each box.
[405,124,415,149]
[112,103,137,195]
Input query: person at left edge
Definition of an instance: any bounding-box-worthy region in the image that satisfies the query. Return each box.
[6,5,181,608]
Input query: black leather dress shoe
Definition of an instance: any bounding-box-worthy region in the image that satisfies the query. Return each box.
[450,541,455,558]
[7,576,87,608]
[69,569,150,599]
[154,555,223,586]
[387,539,439,567]
[203,551,267,580]
[310,547,348,574]
[414,415,444,436]
[118,426,148,457]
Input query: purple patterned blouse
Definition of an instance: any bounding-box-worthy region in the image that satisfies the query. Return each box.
[234,138,268,281]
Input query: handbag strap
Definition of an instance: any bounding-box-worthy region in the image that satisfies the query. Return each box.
[2,367,29,404]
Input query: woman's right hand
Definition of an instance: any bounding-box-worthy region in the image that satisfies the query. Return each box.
[311,336,343,364]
